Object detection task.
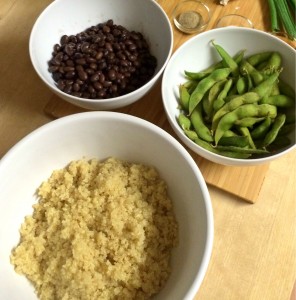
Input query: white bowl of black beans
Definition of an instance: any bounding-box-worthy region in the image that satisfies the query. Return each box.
[29,0,173,110]
[162,27,296,166]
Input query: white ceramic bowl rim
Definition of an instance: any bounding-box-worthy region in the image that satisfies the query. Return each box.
[162,27,296,166]
[29,0,174,104]
[0,111,214,299]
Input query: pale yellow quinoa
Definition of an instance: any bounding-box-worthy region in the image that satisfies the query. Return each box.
[10,157,178,300]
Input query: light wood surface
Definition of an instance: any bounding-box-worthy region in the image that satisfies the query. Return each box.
[0,0,295,299]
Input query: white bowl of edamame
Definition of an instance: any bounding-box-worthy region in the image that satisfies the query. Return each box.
[0,111,213,299]
[162,27,296,166]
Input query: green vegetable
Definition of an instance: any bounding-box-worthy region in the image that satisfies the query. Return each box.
[214,104,277,145]
[268,0,296,40]
[176,43,295,159]
[188,68,231,115]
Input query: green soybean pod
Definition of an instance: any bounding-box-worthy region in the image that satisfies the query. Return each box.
[204,79,227,119]
[213,78,233,112]
[240,60,264,86]
[179,85,190,111]
[222,130,238,138]
[186,131,251,158]
[234,117,266,127]
[212,40,239,76]
[184,49,245,81]
[215,145,269,155]
[184,129,198,141]
[251,71,280,98]
[278,123,295,136]
[178,113,191,131]
[278,79,296,99]
[190,103,214,142]
[184,61,224,81]
[246,51,273,67]
[250,117,272,139]
[212,92,260,130]
[218,135,249,147]
[188,68,231,115]
[260,94,295,107]
[261,52,282,71]
[237,126,257,149]
[236,76,248,95]
[246,73,254,91]
[214,103,277,145]
[263,114,286,147]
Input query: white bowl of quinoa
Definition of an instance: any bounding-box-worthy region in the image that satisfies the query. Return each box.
[0,112,213,300]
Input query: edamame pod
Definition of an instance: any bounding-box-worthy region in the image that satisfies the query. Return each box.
[218,135,249,147]
[188,68,231,114]
[250,117,272,139]
[190,104,214,142]
[184,49,245,81]
[178,113,191,131]
[251,71,280,98]
[213,78,233,112]
[185,130,251,158]
[212,41,240,76]
[260,94,295,107]
[179,85,190,111]
[215,104,277,145]
[246,51,273,67]
[234,117,266,127]
[212,92,260,129]
[215,145,269,155]
[203,79,227,119]
[261,52,282,71]
[262,114,286,147]
[278,79,295,98]
[237,126,257,149]
[236,76,248,95]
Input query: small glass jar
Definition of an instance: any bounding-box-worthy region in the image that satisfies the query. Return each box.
[215,14,254,28]
[172,0,211,34]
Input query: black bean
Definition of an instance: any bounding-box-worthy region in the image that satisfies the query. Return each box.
[64,84,72,94]
[60,35,69,45]
[48,19,157,100]
[63,66,75,72]
[108,69,116,81]
[48,65,59,73]
[78,70,88,81]
[90,73,100,82]
[65,71,75,79]
[76,58,87,65]
[94,82,103,90]
[95,51,103,60]
[66,60,75,67]
[73,83,80,92]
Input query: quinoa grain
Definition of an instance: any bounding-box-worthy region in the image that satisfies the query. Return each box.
[10,157,178,300]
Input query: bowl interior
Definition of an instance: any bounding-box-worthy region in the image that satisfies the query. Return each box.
[30,0,172,96]
[162,27,296,165]
[0,112,213,300]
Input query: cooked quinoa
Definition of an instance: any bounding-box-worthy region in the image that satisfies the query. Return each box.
[10,157,178,300]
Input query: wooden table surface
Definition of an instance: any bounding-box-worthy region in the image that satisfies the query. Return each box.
[0,0,295,299]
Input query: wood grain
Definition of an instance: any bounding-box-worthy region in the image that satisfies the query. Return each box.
[1,0,296,299]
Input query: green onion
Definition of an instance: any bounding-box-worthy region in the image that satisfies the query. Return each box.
[288,0,296,10]
[267,0,296,40]
[268,0,280,32]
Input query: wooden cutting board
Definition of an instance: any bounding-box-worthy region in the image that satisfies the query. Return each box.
[44,91,269,204]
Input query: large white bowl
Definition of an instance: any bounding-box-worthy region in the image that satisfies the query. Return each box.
[30,0,173,110]
[0,112,213,300]
[162,27,296,166]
